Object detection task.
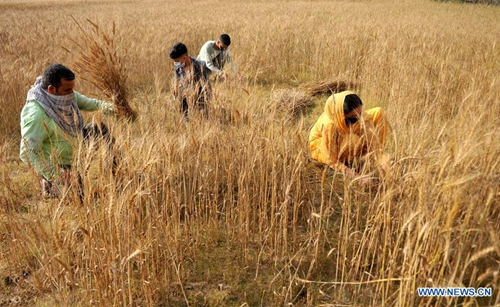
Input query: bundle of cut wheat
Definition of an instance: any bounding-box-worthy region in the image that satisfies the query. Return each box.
[272,88,314,117]
[301,80,358,97]
[70,18,135,119]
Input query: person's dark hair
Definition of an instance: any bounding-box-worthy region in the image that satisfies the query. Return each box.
[343,94,363,114]
[219,34,231,46]
[41,63,75,90]
[169,42,188,59]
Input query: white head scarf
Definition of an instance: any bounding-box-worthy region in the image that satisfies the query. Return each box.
[26,77,83,136]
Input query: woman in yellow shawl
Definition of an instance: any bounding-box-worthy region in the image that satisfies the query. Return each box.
[309,91,389,178]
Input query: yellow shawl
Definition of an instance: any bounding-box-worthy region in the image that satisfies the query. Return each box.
[309,91,382,172]
[324,91,372,135]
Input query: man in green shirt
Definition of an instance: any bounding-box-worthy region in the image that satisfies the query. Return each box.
[20,63,114,198]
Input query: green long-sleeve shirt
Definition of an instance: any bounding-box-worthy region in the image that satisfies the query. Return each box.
[20,92,112,180]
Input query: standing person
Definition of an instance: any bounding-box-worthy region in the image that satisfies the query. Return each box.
[309,91,390,180]
[20,63,115,198]
[169,42,212,120]
[197,34,237,80]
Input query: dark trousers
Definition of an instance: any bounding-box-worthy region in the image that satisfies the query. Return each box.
[82,122,118,174]
[180,98,209,120]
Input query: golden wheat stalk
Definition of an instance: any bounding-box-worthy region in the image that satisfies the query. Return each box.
[69,17,135,119]
[272,79,358,118]
[272,88,314,117]
[300,79,359,97]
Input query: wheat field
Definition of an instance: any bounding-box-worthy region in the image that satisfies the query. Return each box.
[0,0,499,306]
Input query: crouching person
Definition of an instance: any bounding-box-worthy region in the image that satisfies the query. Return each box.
[20,63,116,199]
[309,91,390,184]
